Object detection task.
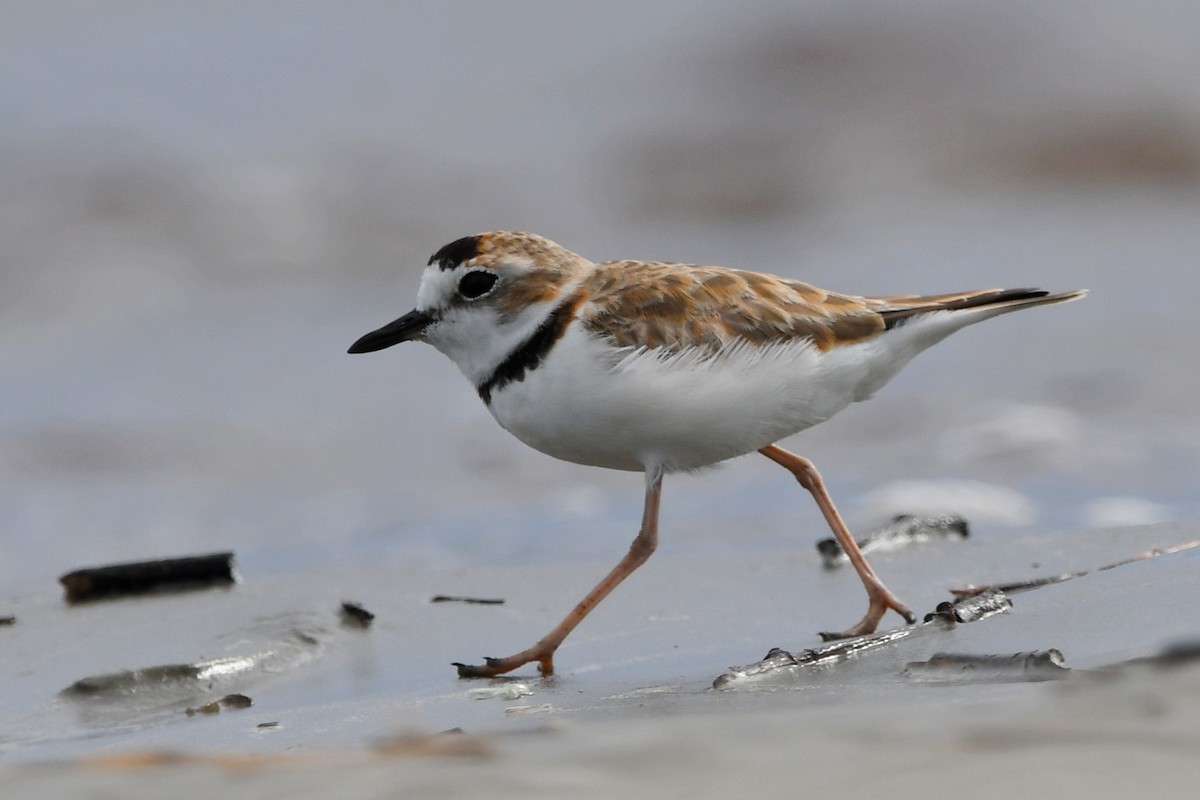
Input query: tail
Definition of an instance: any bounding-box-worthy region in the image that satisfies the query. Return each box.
[841,287,1087,404]
[871,288,1088,330]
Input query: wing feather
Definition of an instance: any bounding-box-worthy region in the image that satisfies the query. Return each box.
[577,261,1085,353]
[580,261,884,353]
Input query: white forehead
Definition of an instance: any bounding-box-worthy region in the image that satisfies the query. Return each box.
[414,264,459,311]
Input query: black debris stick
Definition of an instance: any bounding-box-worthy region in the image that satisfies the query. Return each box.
[58,552,237,603]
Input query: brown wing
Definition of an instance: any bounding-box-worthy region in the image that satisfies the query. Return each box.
[579,261,885,352]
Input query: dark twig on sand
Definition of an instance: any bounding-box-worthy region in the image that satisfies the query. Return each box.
[430,595,506,605]
[949,539,1200,598]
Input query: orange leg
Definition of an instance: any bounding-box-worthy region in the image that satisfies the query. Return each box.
[759,444,916,638]
[455,466,664,678]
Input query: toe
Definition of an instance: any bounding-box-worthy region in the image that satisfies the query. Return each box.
[453,661,500,679]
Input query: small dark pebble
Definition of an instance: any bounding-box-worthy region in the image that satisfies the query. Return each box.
[184,694,252,716]
[340,600,375,627]
[431,595,505,605]
[220,693,253,709]
[0,616,15,627]
[924,601,957,624]
[186,701,221,716]
[924,589,1013,624]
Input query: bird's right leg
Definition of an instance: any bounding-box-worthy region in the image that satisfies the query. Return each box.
[759,444,915,638]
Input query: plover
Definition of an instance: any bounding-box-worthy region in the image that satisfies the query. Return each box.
[349,231,1085,677]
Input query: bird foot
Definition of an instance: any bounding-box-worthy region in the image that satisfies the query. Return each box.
[453,650,555,679]
[818,592,916,641]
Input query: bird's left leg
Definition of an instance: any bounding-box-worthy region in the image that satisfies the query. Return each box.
[759,444,916,638]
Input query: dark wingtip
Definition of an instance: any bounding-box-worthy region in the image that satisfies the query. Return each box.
[880,288,1072,330]
[429,235,481,271]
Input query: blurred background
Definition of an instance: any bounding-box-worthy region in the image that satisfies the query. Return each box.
[2,1,1198,595]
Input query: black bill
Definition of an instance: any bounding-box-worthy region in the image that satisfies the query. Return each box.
[347,309,434,353]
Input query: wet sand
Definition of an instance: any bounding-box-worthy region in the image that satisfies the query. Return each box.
[3,520,1198,797]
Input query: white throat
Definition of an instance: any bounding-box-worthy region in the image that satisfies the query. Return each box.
[426,301,558,388]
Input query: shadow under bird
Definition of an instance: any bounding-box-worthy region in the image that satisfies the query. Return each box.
[349,231,1085,678]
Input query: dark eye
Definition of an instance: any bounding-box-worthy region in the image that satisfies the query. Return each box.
[458,270,497,299]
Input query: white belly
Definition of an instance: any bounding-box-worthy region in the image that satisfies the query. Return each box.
[485,326,888,473]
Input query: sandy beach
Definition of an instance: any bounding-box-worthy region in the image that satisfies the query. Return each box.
[4,521,1200,797]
